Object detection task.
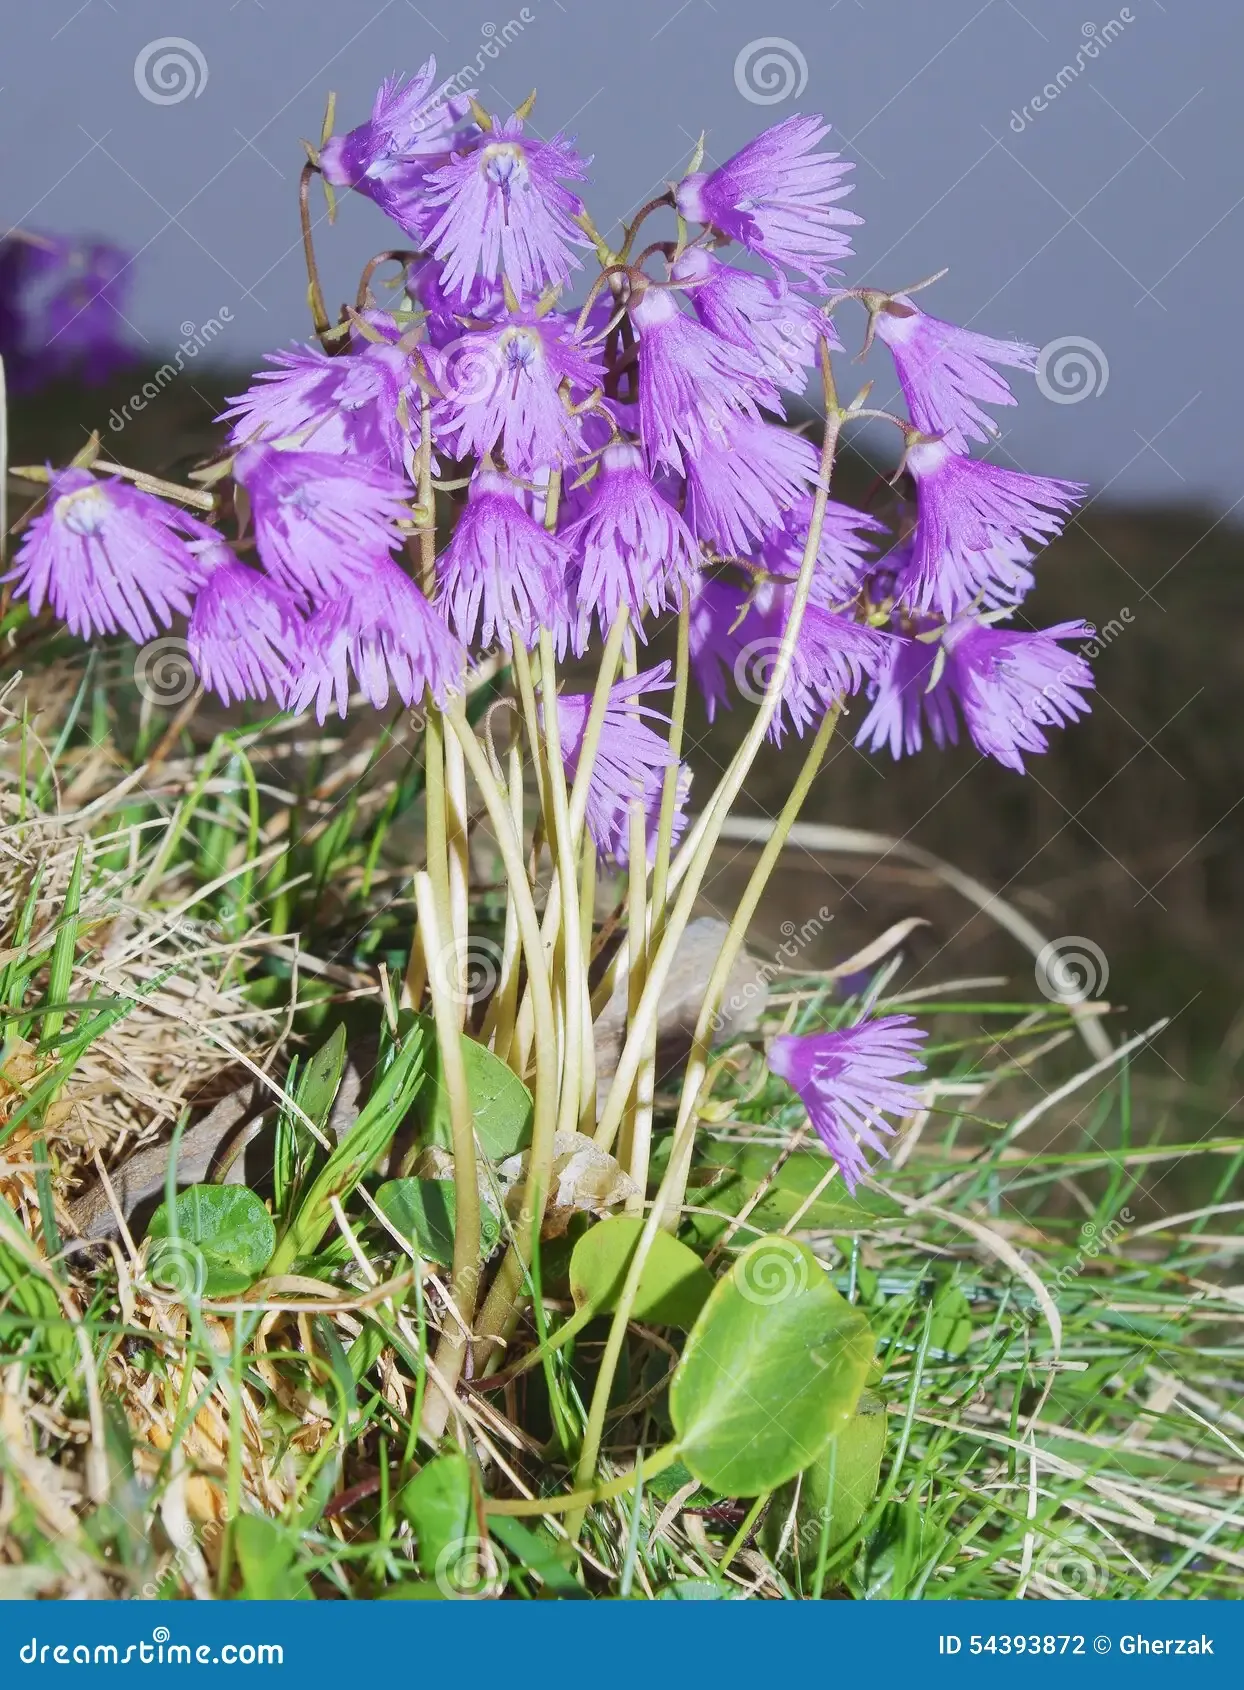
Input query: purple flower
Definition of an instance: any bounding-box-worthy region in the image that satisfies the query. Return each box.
[5,469,209,643]
[234,443,410,602]
[943,615,1095,772]
[768,1016,927,1190]
[292,555,466,721]
[689,578,893,740]
[436,467,570,652]
[853,626,961,760]
[672,246,837,391]
[222,331,421,472]
[423,116,590,300]
[564,442,700,639]
[553,664,689,865]
[632,286,766,475]
[0,232,134,391]
[319,61,477,240]
[898,439,1084,618]
[187,552,304,709]
[407,258,504,348]
[435,309,602,473]
[675,116,859,284]
[874,297,1037,453]
[762,494,888,606]
[685,417,819,557]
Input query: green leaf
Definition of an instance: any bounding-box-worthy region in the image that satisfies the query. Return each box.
[670,1236,874,1496]
[399,1452,473,1578]
[569,1216,714,1329]
[375,1178,500,1267]
[147,1185,276,1296]
[929,1285,973,1357]
[274,1024,348,1214]
[417,1014,532,1159]
[684,1146,902,1247]
[763,1392,887,1573]
[232,1515,312,1599]
[268,1018,429,1274]
[487,1515,588,1598]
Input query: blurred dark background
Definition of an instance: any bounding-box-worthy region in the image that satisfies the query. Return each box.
[6,0,1244,1114]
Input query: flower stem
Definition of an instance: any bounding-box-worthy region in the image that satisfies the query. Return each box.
[661,703,842,1226]
[298,162,332,343]
[413,872,480,1441]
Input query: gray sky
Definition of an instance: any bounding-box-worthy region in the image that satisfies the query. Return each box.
[3,0,1238,509]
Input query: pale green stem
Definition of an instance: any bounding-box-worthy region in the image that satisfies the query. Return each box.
[574,350,845,1526]
[577,841,598,1130]
[480,740,525,1060]
[406,707,451,1008]
[445,703,558,1355]
[661,703,842,1228]
[413,872,481,1441]
[537,627,585,1144]
[444,722,470,1032]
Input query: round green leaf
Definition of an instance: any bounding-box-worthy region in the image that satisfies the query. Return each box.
[762,1391,888,1572]
[399,1452,473,1577]
[570,1216,714,1329]
[670,1236,874,1496]
[417,1015,533,1159]
[147,1184,276,1296]
[375,1179,500,1267]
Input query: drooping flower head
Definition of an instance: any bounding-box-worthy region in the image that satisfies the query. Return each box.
[675,116,860,284]
[435,307,602,473]
[436,467,571,652]
[564,442,701,640]
[292,555,466,721]
[897,439,1084,619]
[234,443,410,602]
[5,468,210,642]
[684,417,819,557]
[853,625,961,761]
[672,246,838,392]
[553,664,689,865]
[406,257,505,348]
[762,494,888,606]
[423,116,591,300]
[187,550,305,709]
[222,325,423,472]
[319,61,477,240]
[768,1016,927,1190]
[631,285,766,476]
[943,615,1095,772]
[873,295,1038,453]
[689,578,893,740]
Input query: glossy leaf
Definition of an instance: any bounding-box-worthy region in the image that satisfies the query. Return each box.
[570,1216,714,1329]
[418,1014,533,1159]
[147,1184,276,1296]
[670,1236,874,1495]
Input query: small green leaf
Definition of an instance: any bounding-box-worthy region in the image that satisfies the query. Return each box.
[232,1515,312,1599]
[297,1024,349,1129]
[399,1452,473,1578]
[275,1024,349,1214]
[569,1216,714,1329]
[670,1236,874,1496]
[487,1515,588,1598]
[763,1392,887,1573]
[418,1015,533,1159]
[375,1178,500,1267]
[147,1185,276,1296]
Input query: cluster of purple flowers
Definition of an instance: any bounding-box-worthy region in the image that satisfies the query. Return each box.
[5,58,1102,1187]
[0,229,134,391]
